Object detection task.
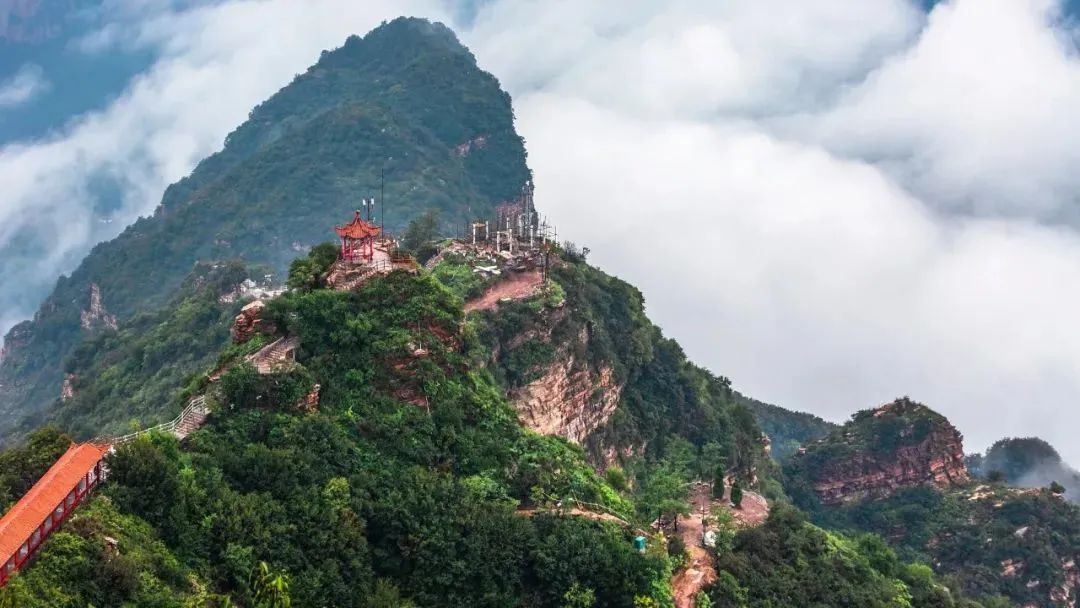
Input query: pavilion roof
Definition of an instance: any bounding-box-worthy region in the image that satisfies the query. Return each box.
[335,211,381,240]
[0,443,110,565]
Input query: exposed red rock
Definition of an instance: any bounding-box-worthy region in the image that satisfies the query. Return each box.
[511,354,621,445]
[795,398,969,505]
[231,300,267,343]
[297,384,320,413]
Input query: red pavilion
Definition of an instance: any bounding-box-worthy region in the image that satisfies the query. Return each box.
[335,210,381,262]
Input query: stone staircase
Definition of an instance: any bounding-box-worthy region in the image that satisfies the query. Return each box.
[173,397,210,440]
[248,336,300,374]
[100,395,211,446]
[327,259,393,291]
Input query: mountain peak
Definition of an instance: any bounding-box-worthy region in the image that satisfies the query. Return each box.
[319,17,471,72]
[0,19,529,436]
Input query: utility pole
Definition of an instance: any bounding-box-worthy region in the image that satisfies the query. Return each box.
[380,167,385,234]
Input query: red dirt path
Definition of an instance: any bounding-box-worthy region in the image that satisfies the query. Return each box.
[464,270,543,312]
[673,485,718,608]
[672,483,770,608]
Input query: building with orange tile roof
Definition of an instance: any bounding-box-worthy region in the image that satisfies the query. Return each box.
[0,443,110,587]
[335,209,381,262]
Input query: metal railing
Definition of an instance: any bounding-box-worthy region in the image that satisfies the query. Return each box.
[95,395,208,446]
[370,259,393,273]
[534,490,635,528]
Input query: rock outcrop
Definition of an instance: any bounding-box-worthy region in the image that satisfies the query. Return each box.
[0,322,30,365]
[297,384,321,413]
[79,284,117,332]
[231,300,267,343]
[792,398,969,505]
[511,355,621,444]
[60,373,75,402]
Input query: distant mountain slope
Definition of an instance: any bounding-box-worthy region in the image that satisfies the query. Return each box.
[786,398,970,506]
[789,399,1080,607]
[738,396,836,460]
[968,436,1080,498]
[0,17,530,435]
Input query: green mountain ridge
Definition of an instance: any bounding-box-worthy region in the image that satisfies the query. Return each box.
[0,16,529,437]
[0,16,1076,608]
[0,253,993,607]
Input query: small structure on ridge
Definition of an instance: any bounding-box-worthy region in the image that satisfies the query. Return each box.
[334,204,381,263]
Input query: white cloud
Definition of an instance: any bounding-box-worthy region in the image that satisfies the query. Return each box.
[793,0,1080,220]
[466,0,1080,460]
[4,0,1080,462]
[516,95,1080,458]
[0,64,49,107]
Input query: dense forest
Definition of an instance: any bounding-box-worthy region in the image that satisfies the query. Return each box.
[0,248,990,607]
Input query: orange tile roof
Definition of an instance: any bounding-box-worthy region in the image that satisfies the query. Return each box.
[334,211,381,240]
[0,443,110,565]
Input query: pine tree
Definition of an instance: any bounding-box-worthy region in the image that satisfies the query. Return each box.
[730,480,744,509]
[712,465,725,499]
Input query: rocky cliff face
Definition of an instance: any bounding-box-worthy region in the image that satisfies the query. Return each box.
[79,283,117,332]
[511,349,621,445]
[792,398,969,505]
[503,318,623,445]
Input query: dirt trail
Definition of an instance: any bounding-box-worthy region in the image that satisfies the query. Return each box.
[464,270,543,312]
[672,483,770,608]
[723,488,769,528]
[672,485,718,608]
[516,506,627,526]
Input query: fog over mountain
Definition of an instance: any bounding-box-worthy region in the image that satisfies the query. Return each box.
[2,0,1080,461]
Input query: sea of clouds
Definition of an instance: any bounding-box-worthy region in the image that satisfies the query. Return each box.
[1,0,1078,461]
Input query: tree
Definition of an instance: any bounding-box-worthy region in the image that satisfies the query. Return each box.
[605,466,628,492]
[730,481,744,509]
[563,582,596,608]
[699,442,725,479]
[1050,480,1066,495]
[987,470,1006,483]
[668,535,688,567]
[105,434,181,528]
[402,209,441,254]
[663,436,696,477]
[712,465,726,499]
[251,562,291,608]
[710,571,748,608]
[637,464,690,524]
[287,242,339,291]
[369,579,416,608]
